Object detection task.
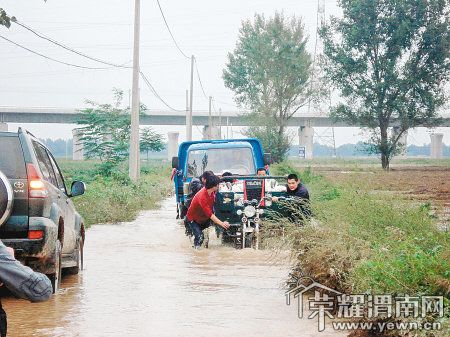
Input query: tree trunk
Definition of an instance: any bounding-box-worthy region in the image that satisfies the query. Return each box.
[380,125,390,170]
[276,124,285,163]
[381,153,390,170]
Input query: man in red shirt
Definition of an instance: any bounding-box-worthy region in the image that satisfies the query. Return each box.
[186,175,230,249]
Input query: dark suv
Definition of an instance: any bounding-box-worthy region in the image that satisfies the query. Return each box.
[0,128,85,292]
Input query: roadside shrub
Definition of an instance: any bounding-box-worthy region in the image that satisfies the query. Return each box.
[60,160,172,227]
[264,163,449,335]
[271,162,321,184]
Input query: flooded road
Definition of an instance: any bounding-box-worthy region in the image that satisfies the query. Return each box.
[3,198,344,337]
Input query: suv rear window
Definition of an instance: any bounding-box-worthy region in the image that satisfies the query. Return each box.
[32,141,58,187]
[0,136,27,179]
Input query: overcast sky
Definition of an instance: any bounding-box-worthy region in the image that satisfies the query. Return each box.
[1,0,448,146]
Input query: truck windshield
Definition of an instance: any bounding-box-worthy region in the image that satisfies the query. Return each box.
[187,147,256,177]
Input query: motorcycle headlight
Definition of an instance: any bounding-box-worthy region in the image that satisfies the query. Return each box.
[265,194,272,207]
[244,205,256,218]
[183,182,190,195]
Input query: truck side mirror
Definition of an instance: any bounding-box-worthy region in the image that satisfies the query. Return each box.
[172,156,179,169]
[263,153,272,165]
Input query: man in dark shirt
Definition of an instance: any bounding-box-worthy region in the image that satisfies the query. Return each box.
[186,175,230,249]
[256,167,267,176]
[286,173,309,200]
[273,173,311,220]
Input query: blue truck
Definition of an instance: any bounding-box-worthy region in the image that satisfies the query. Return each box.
[171,138,287,249]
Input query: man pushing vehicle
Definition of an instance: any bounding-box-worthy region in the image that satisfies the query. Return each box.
[0,240,52,336]
[186,174,230,249]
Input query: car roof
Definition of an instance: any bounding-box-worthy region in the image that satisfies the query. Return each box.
[187,141,253,151]
[0,131,18,137]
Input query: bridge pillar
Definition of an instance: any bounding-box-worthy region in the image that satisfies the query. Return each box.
[202,125,221,140]
[72,129,84,161]
[399,131,408,157]
[298,126,314,159]
[393,127,408,157]
[0,123,7,131]
[430,133,444,159]
[167,132,179,160]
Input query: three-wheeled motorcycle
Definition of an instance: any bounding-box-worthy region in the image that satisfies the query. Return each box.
[171,138,288,249]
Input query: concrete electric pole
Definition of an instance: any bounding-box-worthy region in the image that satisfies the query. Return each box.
[208,96,212,139]
[129,0,141,181]
[187,55,194,141]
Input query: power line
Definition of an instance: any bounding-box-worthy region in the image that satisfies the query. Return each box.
[194,57,209,100]
[0,34,114,70]
[7,21,184,113]
[139,70,184,112]
[7,19,202,115]
[156,0,190,60]
[13,20,132,69]
[211,99,218,113]
[213,99,239,109]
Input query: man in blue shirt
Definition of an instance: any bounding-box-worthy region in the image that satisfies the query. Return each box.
[0,240,52,336]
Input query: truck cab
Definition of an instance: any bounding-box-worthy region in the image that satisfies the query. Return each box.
[171,138,271,218]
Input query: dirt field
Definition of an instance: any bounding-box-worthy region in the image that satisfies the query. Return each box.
[292,159,450,226]
[320,166,449,204]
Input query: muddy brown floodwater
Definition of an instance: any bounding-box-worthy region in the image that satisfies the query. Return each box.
[3,198,344,337]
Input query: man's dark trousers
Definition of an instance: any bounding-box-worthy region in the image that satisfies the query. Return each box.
[188,220,210,247]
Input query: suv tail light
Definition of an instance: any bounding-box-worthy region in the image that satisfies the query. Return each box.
[27,163,48,198]
[28,230,44,240]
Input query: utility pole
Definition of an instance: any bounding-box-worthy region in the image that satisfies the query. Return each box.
[187,55,194,141]
[219,108,222,139]
[129,0,141,182]
[185,89,190,140]
[208,96,212,139]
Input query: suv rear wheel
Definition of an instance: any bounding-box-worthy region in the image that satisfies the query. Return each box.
[49,239,62,293]
[0,170,13,226]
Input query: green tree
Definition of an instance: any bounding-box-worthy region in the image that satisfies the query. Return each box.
[76,89,163,175]
[140,127,164,160]
[76,90,131,175]
[223,12,312,162]
[320,0,449,169]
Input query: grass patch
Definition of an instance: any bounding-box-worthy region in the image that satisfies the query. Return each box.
[59,160,172,227]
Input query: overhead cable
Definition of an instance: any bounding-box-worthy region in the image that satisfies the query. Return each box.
[0,34,114,70]
[139,70,185,112]
[14,20,132,69]
[156,0,190,60]
[8,20,197,113]
[194,57,210,100]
